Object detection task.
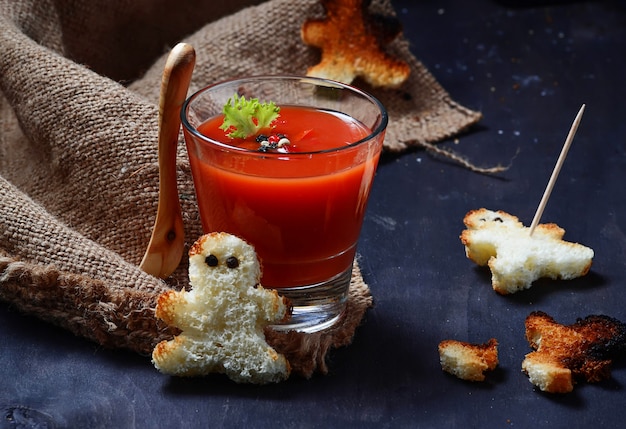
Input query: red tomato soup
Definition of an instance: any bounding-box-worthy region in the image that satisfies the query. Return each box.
[186,106,382,288]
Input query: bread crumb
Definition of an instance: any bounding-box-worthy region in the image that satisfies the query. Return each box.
[439,338,499,381]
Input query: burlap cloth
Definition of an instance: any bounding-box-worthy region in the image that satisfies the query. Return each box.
[0,0,482,378]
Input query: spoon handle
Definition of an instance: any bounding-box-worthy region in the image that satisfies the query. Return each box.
[140,43,196,278]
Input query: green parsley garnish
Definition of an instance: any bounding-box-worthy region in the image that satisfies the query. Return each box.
[219,94,280,139]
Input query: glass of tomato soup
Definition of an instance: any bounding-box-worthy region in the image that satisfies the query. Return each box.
[181,76,387,332]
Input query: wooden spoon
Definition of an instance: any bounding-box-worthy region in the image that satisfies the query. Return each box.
[140,43,196,278]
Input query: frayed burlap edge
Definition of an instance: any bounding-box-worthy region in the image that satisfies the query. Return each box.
[0,250,371,378]
[0,252,176,353]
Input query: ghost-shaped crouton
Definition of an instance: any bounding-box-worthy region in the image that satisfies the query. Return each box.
[301,0,410,88]
[151,232,290,384]
[460,208,594,294]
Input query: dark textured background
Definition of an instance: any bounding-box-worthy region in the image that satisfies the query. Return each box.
[2,1,626,427]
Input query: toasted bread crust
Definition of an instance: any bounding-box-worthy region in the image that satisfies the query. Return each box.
[301,0,410,87]
[522,311,626,393]
[154,289,182,326]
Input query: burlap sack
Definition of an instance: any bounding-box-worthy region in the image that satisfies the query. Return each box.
[0,0,481,378]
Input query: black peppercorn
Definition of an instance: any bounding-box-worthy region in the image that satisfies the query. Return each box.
[205,254,218,267]
[226,256,239,269]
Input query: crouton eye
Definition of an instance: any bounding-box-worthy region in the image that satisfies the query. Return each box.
[205,254,218,267]
[494,217,503,222]
[226,256,239,269]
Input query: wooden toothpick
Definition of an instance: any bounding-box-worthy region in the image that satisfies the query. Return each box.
[529,104,586,236]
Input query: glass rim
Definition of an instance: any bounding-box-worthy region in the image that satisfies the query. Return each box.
[180,75,388,156]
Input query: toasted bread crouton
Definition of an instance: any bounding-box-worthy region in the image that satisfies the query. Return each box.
[439,338,499,381]
[522,311,626,393]
[152,233,290,384]
[460,208,594,294]
[301,0,410,88]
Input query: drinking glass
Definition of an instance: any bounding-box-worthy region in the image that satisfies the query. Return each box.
[181,75,387,332]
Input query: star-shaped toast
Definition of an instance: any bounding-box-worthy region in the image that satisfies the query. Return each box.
[522,311,626,393]
[151,232,290,384]
[460,209,594,294]
[301,0,410,88]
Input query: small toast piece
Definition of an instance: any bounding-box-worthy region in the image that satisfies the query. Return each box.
[522,311,626,393]
[460,208,594,294]
[439,338,499,381]
[152,232,290,384]
[301,0,410,88]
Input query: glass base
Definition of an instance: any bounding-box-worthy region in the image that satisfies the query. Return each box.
[270,266,351,333]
